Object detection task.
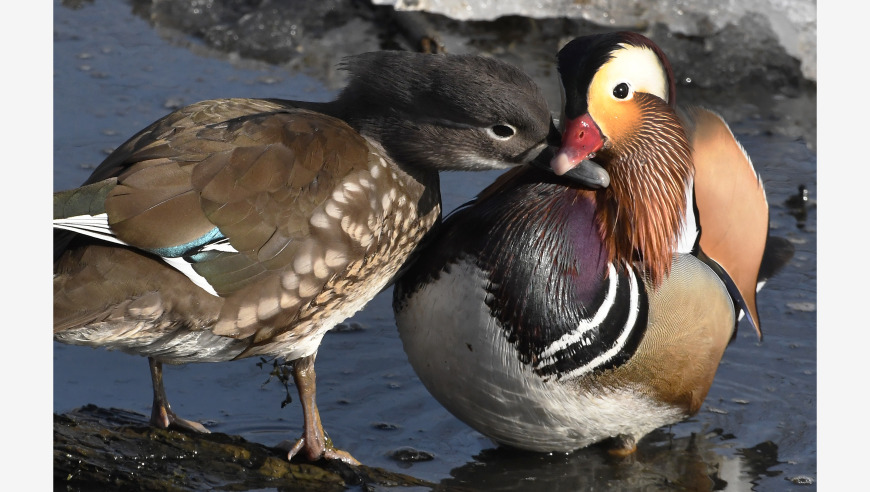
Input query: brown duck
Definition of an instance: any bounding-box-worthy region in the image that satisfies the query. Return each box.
[394,32,792,455]
[53,50,556,464]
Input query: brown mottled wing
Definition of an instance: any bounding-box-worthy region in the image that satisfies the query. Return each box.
[680,106,768,337]
[92,98,309,250]
[92,98,384,342]
[191,110,385,341]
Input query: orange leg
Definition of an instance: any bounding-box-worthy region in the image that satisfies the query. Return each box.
[148,357,210,433]
[285,353,359,465]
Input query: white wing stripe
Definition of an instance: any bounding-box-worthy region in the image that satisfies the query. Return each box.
[160,257,219,296]
[54,213,221,297]
[677,176,698,254]
[54,214,127,247]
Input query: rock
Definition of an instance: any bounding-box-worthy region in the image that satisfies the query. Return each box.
[54,404,432,491]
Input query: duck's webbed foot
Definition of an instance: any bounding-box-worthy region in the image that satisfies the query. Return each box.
[279,353,360,465]
[148,357,210,434]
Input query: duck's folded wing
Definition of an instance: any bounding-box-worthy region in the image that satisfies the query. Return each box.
[680,106,768,337]
[55,101,380,341]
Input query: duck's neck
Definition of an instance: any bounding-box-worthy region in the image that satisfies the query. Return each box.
[276,97,441,193]
[593,98,693,286]
[273,98,377,132]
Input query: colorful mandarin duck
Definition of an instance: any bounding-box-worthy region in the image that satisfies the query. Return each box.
[394,32,792,456]
[53,51,557,464]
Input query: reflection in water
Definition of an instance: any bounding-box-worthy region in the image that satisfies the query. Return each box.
[438,429,782,492]
[738,441,783,485]
[785,185,813,230]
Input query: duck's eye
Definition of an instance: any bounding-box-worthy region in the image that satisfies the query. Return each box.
[613,82,630,99]
[488,124,516,140]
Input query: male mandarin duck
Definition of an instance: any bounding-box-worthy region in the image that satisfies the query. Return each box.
[393,32,791,455]
[53,51,557,464]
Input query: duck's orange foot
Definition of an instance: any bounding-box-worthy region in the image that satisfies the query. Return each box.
[605,434,638,457]
[278,437,360,465]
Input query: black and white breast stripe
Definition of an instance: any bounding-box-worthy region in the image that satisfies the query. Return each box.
[533,262,647,380]
[504,261,648,381]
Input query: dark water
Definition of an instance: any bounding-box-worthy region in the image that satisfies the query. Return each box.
[53,1,817,490]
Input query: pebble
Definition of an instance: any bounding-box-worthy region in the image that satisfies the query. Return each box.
[787,475,815,485]
[390,447,435,463]
[786,302,816,312]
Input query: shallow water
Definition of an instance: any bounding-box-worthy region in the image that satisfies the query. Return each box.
[53,1,817,490]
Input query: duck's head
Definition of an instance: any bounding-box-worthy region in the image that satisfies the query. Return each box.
[551,32,693,285]
[334,51,558,174]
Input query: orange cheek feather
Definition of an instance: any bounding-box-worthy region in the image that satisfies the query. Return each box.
[588,95,641,150]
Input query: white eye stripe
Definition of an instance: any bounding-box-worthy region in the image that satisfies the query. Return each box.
[486,124,517,140]
[598,45,668,102]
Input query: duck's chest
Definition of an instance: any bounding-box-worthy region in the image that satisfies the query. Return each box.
[397,180,648,375]
[318,157,440,306]
[246,154,441,357]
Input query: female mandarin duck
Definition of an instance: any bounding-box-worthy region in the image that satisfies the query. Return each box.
[53,51,557,464]
[394,32,788,455]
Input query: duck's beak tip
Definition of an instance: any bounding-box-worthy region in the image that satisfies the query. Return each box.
[550,151,574,176]
[562,159,611,189]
